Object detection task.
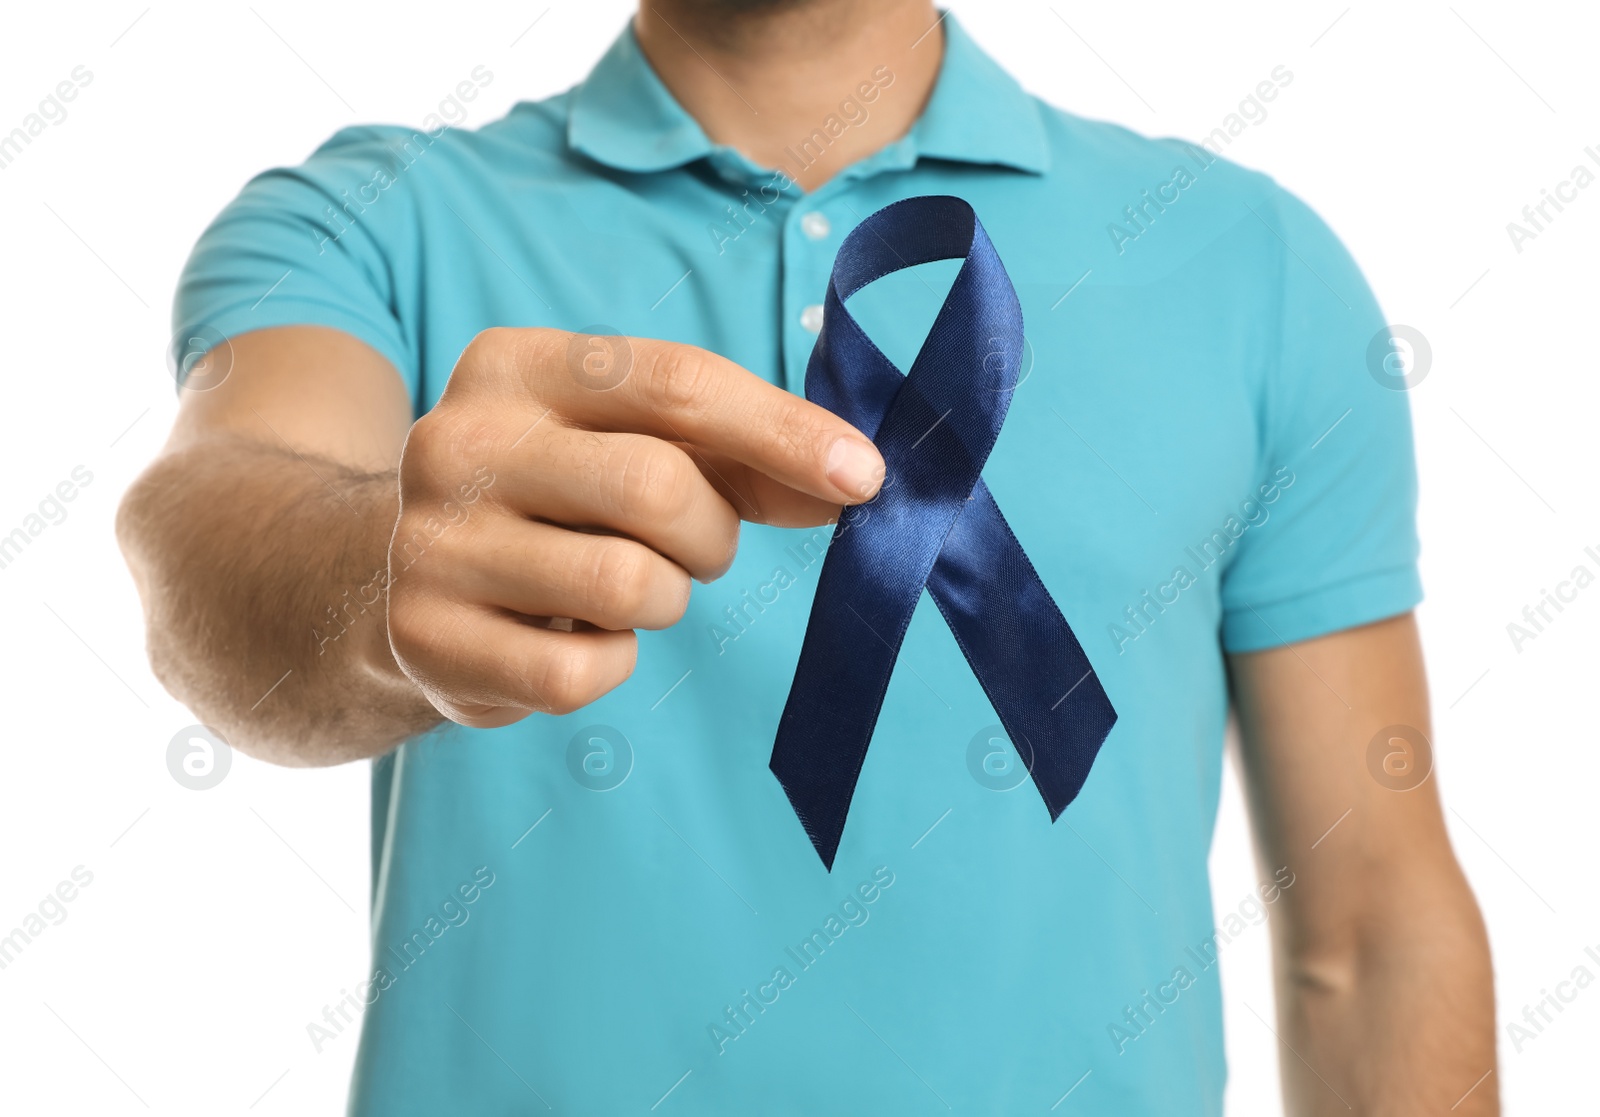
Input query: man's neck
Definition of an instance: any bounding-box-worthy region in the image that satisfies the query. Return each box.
[634,0,945,192]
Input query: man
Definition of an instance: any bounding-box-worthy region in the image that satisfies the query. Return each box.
[118,1,1497,1112]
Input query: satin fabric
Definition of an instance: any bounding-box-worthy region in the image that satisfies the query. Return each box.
[770,196,1117,869]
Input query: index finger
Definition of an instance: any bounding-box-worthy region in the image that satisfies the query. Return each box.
[530,329,886,506]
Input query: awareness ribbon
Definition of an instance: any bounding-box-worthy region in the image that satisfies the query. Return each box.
[769,196,1117,870]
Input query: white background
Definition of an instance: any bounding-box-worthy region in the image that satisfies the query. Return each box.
[0,1,1594,1113]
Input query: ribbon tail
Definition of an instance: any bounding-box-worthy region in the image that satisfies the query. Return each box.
[926,482,1117,818]
[769,506,932,870]
[768,590,908,869]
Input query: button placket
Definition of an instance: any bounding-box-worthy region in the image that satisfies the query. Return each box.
[781,196,839,386]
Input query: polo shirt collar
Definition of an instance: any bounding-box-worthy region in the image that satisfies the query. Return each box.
[567,21,713,174]
[566,12,1049,179]
[910,14,1049,175]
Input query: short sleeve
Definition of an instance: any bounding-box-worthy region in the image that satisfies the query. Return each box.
[171,125,421,401]
[1219,184,1423,652]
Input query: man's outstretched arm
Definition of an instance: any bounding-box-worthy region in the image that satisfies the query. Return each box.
[117,325,883,766]
[118,326,431,764]
[1229,613,1498,1115]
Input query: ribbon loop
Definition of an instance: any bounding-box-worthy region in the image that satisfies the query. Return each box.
[770,196,1117,870]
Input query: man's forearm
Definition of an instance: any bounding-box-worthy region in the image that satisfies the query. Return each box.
[1276,872,1497,1115]
[118,435,438,764]
[1230,617,1499,1116]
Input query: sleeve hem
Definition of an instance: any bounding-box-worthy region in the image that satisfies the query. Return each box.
[172,299,416,404]
[1221,565,1423,653]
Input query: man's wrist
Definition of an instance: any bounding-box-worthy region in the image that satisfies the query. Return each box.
[335,481,440,724]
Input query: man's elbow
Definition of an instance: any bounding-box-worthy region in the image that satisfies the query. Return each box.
[1277,863,1492,1000]
[115,456,324,766]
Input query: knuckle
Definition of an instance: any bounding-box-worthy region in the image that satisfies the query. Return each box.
[457,328,516,385]
[533,647,596,715]
[399,413,455,485]
[385,598,427,657]
[466,326,512,356]
[588,539,651,619]
[644,345,716,412]
[401,409,500,493]
[390,516,455,572]
[400,410,446,469]
[462,327,562,394]
[615,440,691,522]
[388,601,465,690]
[449,414,503,472]
[512,327,565,380]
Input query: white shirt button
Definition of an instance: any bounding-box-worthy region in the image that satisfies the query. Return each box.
[800,304,825,332]
[800,211,831,240]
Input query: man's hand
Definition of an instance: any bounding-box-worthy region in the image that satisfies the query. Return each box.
[117,325,883,763]
[1230,614,1497,1115]
[387,326,884,728]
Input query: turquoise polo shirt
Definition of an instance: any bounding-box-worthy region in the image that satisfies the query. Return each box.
[174,16,1421,1115]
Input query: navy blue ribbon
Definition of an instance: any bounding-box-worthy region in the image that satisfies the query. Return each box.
[770,196,1117,870]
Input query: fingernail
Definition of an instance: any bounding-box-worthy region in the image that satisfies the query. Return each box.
[826,435,885,501]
